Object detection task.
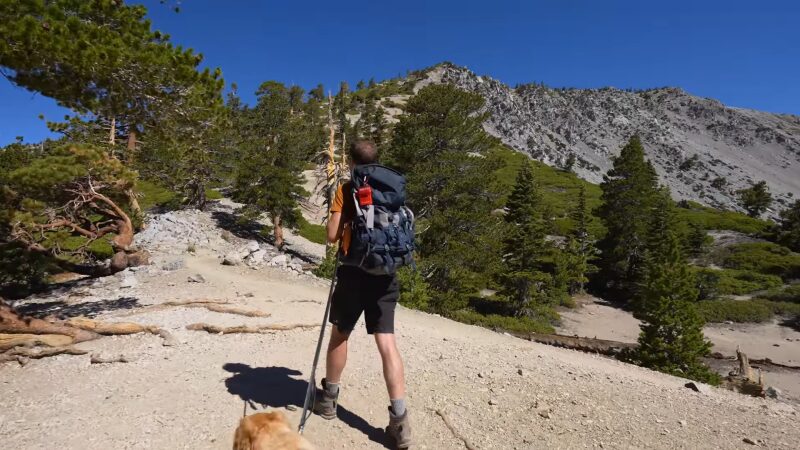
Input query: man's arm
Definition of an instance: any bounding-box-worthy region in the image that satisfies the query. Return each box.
[327,211,344,244]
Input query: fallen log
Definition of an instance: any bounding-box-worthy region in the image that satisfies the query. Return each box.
[514,331,636,356]
[185,323,319,334]
[0,300,99,343]
[0,333,74,350]
[65,317,159,335]
[114,299,270,318]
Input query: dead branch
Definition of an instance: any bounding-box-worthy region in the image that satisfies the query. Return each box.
[65,317,159,335]
[0,346,88,364]
[114,299,270,318]
[0,301,100,343]
[185,323,319,334]
[435,409,479,450]
[0,333,74,351]
[90,354,134,364]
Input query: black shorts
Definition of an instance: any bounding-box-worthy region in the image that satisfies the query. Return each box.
[329,265,399,334]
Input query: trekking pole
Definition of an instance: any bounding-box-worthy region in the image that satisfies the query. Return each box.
[298,251,340,434]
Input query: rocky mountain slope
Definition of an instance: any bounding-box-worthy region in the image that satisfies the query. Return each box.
[413,63,800,214]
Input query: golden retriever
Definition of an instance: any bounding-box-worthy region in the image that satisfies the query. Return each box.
[233,411,315,450]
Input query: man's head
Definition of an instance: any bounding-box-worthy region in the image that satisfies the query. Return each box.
[349,139,378,166]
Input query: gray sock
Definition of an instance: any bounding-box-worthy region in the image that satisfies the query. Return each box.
[390,398,406,417]
[324,380,340,397]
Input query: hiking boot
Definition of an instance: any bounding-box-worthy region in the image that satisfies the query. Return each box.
[312,378,338,420]
[386,406,412,449]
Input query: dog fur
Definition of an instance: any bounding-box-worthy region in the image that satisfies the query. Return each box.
[233,411,315,450]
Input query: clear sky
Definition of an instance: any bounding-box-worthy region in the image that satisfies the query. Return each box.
[2,0,799,146]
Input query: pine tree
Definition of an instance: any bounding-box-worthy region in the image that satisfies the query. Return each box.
[388,84,503,312]
[685,222,711,258]
[737,181,772,218]
[595,136,660,302]
[777,200,800,252]
[629,231,719,384]
[561,185,597,293]
[563,153,576,172]
[232,81,314,248]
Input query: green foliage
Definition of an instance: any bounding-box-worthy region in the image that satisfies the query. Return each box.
[136,179,179,210]
[0,242,54,298]
[675,201,771,235]
[628,232,718,384]
[693,268,783,298]
[396,266,431,311]
[386,84,504,312]
[490,146,604,237]
[685,222,712,258]
[695,299,775,323]
[777,200,800,252]
[0,0,223,150]
[757,284,800,303]
[312,246,338,279]
[296,216,327,245]
[449,309,556,334]
[737,181,772,218]
[717,242,800,280]
[595,136,661,302]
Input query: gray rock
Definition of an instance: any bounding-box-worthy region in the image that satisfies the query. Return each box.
[765,386,781,399]
[249,249,267,262]
[222,253,243,266]
[187,274,206,283]
[270,254,288,266]
[246,240,260,253]
[120,276,138,289]
[684,381,711,394]
[162,259,185,271]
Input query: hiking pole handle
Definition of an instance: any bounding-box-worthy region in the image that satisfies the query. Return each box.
[298,251,340,434]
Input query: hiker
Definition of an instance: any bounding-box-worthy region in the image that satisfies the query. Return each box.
[313,139,413,449]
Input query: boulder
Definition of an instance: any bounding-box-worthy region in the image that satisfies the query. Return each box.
[222,253,243,266]
[270,254,288,266]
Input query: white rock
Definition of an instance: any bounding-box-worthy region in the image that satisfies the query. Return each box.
[246,240,260,253]
[120,276,138,289]
[270,254,288,266]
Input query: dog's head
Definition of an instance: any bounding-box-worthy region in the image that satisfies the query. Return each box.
[234,411,292,450]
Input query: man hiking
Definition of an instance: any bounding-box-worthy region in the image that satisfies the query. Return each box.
[313,139,412,449]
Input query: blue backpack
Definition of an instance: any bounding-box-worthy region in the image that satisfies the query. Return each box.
[340,164,416,275]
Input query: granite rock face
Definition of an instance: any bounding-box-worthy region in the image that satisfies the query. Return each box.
[416,63,800,215]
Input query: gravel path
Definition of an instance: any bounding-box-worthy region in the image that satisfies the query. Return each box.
[2,249,799,449]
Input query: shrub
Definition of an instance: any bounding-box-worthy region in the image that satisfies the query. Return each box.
[753,299,800,317]
[396,266,431,311]
[695,299,774,323]
[675,201,771,235]
[295,216,327,245]
[757,284,800,303]
[449,308,556,334]
[719,242,800,280]
[312,246,337,279]
[693,268,782,297]
[136,179,179,210]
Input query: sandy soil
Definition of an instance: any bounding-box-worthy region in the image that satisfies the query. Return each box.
[2,249,800,449]
[557,298,800,403]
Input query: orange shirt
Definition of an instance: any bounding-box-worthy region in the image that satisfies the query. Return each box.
[330,182,355,254]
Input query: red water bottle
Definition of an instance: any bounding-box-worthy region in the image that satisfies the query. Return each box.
[357,185,373,206]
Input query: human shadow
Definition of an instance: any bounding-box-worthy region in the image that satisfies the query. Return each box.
[15,297,141,319]
[222,363,391,449]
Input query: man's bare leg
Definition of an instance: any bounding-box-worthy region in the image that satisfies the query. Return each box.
[374,333,405,400]
[326,327,350,384]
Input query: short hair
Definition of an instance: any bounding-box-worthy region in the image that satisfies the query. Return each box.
[349,139,378,165]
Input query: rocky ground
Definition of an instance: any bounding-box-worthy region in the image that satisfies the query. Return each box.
[2,203,800,449]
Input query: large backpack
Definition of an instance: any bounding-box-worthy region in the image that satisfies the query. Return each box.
[339,164,415,275]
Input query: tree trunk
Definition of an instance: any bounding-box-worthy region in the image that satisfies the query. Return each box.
[126,130,137,163]
[126,189,143,230]
[109,117,116,145]
[273,214,284,249]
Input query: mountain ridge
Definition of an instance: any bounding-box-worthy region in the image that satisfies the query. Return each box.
[408,63,800,215]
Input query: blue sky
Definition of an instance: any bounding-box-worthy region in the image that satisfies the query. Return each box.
[2,0,799,145]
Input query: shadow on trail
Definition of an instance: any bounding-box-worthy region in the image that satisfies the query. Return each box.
[211,209,317,264]
[15,297,141,319]
[222,363,391,449]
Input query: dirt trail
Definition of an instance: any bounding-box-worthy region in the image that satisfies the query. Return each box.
[2,252,800,449]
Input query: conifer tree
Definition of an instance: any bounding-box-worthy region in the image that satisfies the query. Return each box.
[737,180,772,218]
[595,136,660,302]
[562,185,597,293]
[685,222,711,258]
[629,231,718,384]
[388,84,503,312]
[777,200,800,252]
[232,81,315,248]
